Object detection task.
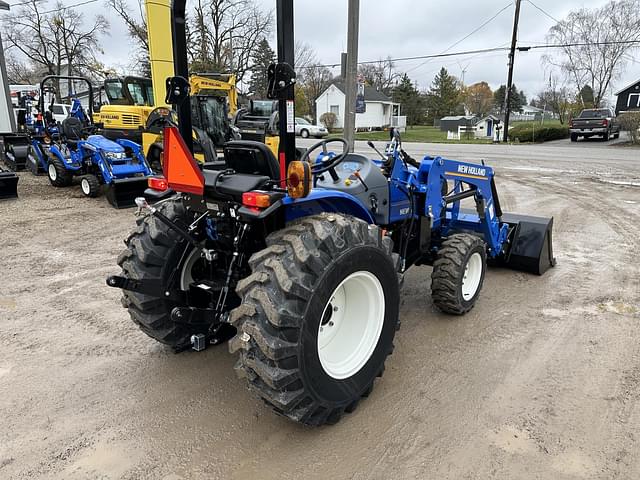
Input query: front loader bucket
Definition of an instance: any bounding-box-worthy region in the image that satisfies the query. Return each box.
[499,213,556,275]
[0,170,19,199]
[106,177,149,208]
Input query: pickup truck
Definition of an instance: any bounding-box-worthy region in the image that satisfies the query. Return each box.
[569,108,621,142]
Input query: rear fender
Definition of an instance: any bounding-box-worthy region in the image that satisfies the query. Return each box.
[282,190,374,224]
[48,145,82,171]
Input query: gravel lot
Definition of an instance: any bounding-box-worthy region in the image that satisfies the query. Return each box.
[1,140,639,479]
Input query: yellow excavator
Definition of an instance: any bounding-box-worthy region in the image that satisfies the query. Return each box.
[95,0,240,167]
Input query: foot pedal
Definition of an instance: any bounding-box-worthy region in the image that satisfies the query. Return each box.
[190,334,207,352]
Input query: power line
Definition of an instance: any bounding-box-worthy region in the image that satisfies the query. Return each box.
[519,40,640,51]
[525,0,560,24]
[40,0,97,14]
[299,47,511,70]
[405,2,514,75]
[300,39,640,71]
[8,0,97,12]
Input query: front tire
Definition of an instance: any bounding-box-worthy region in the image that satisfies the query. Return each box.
[47,157,73,187]
[431,233,487,315]
[570,133,578,142]
[230,214,400,426]
[80,174,101,197]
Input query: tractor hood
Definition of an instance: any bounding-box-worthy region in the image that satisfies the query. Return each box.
[86,135,125,153]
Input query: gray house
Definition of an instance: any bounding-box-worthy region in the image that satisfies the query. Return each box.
[439,115,477,132]
[615,79,640,115]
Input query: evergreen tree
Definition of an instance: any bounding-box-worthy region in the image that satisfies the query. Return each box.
[392,74,424,126]
[579,85,595,108]
[425,67,460,122]
[494,84,525,114]
[248,38,276,98]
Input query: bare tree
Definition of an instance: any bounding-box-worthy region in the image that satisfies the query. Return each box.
[358,57,399,96]
[544,0,640,107]
[298,64,334,121]
[5,53,37,84]
[3,0,108,93]
[187,0,271,83]
[107,0,150,76]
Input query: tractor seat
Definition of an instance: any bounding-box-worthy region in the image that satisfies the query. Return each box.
[62,117,83,148]
[223,140,280,182]
[202,140,280,201]
[202,170,270,201]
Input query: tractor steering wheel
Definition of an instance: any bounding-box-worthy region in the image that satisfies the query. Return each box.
[300,137,349,177]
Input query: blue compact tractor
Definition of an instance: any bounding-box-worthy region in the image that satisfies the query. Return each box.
[108,0,555,426]
[41,76,154,208]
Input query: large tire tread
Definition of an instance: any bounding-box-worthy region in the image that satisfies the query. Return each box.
[230,213,399,426]
[431,233,486,315]
[117,199,194,349]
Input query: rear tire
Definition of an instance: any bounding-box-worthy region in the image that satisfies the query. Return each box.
[603,132,610,141]
[117,199,206,350]
[47,157,73,187]
[230,213,400,426]
[300,129,309,138]
[80,174,101,197]
[431,233,487,315]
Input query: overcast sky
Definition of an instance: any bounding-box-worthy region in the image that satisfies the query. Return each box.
[59,0,640,102]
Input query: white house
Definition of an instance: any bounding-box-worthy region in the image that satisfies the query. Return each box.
[474,115,501,140]
[315,82,404,130]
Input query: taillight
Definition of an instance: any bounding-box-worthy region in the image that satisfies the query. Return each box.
[602,119,608,127]
[242,191,276,208]
[286,161,312,199]
[148,176,168,191]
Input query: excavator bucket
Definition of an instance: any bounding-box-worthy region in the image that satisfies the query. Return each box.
[106,177,150,208]
[0,168,19,199]
[499,213,556,275]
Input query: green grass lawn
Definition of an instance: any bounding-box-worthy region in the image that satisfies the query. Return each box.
[326,121,568,144]
[510,119,565,129]
[330,125,493,144]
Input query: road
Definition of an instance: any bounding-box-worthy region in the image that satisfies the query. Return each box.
[0,140,639,479]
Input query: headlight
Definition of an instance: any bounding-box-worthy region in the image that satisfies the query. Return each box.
[105,152,127,160]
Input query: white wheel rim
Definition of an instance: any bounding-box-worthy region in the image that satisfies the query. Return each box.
[180,248,202,290]
[317,271,385,380]
[461,252,483,301]
[81,178,91,195]
[48,163,57,181]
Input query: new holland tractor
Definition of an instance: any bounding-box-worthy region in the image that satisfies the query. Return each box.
[107,0,555,426]
[41,76,154,208]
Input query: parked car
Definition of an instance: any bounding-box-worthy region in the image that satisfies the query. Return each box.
[47,104,72,124]
[295,117,328,138]
[569,108,621,142]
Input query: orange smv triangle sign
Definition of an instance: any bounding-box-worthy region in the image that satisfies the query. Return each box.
[163,126,205,195]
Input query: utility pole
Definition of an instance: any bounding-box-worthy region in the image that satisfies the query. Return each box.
[344,0,360,152]
[502,0,522,143]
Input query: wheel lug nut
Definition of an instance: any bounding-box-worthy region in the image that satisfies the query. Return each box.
[328,321,334,327]
[333,306,338,312]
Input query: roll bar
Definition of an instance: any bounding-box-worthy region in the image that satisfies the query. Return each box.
[170,0,296,167]
[39,75,94,121]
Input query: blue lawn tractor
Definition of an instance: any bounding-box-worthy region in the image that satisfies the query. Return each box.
[40,76,154,208]
[107,0,555,427]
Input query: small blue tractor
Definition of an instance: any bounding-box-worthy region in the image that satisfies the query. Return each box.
[41,76,154,208]
[107,0,555,426]
[25,88,63,176]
